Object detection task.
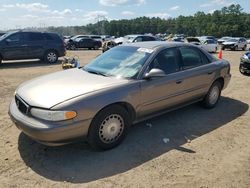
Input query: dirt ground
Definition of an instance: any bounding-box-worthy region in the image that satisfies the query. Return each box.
[0,48,250,188]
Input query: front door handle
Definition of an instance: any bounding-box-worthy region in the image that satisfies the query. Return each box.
[207,71,213,75]
[176,80,183,84]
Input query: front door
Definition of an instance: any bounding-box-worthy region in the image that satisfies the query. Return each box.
[138,48,185,117]
[2,33,28,60]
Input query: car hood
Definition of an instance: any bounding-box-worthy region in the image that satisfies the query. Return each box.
[223,41,236,45]
[16,68,130,109]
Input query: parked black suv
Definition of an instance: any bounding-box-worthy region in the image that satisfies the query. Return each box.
[66,37,102,50]
[0,31,66,64]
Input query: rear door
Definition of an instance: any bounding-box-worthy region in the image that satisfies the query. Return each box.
[79,38,93,48]
[2,33,28,60]
[176,46,217,101]
[24,32,45,59]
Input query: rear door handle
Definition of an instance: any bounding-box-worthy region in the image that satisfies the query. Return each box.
[207,71,213,75]
[176,80,183,84]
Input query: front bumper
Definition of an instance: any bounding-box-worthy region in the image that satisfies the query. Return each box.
[9,99,92,146]
[222,44,235,50]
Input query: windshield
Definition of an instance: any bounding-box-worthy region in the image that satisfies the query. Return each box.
[83,46,152,79]
[124,35,138,42]
[221,37,231,40]
[227,38,238,42]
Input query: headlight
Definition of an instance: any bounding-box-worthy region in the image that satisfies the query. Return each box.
[30,108,77,121]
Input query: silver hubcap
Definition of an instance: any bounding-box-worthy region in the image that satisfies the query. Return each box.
[47,52,57,63]
[209,85,220,105]
[99,114,124,144]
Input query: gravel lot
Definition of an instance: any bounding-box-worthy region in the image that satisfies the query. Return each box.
[0,48,250,188]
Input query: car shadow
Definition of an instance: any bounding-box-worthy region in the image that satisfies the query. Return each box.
[18,97,248,183]
[0,59,62,69]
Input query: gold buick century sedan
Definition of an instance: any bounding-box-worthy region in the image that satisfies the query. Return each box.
[9,42,231,150]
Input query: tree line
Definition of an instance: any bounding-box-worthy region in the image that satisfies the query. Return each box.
[46,4,250,38]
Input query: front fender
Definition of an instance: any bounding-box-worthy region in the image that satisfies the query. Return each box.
[52,81,141,121]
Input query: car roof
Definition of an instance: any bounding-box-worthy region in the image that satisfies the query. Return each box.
[5,30,58,35]
[122,41,192,50]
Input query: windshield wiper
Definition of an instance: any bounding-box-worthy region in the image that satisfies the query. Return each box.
[83,68,108,77]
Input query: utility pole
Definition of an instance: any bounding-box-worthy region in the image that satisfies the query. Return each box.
[95,15,107,35]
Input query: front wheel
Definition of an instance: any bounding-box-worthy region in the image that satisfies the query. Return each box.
[243,45,247,51]
[44,51,58,64]
[70,44,76,50]
[202,81,222,109]
[87,105,131,150]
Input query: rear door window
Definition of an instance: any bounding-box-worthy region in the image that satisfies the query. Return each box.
[143,36,156,41]
[26,33,44,41]
[179,47,207,70]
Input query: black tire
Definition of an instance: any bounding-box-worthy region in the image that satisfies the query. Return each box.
[214,47,218,53]
[233,46,238,51]
[44,50,58,64]
[239,65,245,75]
[87,105,131,150]
[239,65,249,75]
[70,44,76,50]
[202,81,222,109]
[243,45,247,51]
[94,45,99,50]
[221,46,225,50]
[0,56,2,64]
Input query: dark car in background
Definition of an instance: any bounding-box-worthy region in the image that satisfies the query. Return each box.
[239,52,250,75]
[0,31,66,64]
[66,37,102,50]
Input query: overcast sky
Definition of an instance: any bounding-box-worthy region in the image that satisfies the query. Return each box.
[0,0,249,30]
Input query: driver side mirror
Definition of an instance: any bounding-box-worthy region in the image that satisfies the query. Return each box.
[143,68,166,79]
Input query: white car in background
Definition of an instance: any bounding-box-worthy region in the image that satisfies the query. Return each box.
[201,39,218,53]
[217,36,232,45]
[221,37,247,51]
[185,37,218,53]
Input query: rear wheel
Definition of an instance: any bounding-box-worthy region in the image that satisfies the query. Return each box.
[87,105,131,150]
[94,45,99,50]
[233,45,238,51]
[202,81,222,109]
[0,56,2,64]
[44,50,58,64]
